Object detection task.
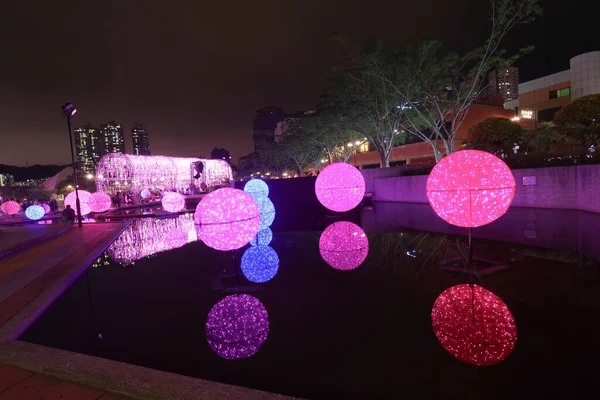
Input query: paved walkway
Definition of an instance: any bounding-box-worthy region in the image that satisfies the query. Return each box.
[0,223,133,399]
[0,223,69,259]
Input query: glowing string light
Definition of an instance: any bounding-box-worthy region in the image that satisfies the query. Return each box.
[161,192,185,213]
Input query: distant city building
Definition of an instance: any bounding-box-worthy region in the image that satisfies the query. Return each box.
[12,178,48,187]
[74,124,102,173]
[101,121,126,155]
[273,110,316,143]
[132,123,151,155]
[0,173,14,187]
[252,106,285,151]
[504,51,600,122]
[487,67,519,102]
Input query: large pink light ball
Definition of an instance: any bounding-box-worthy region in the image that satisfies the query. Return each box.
[1,201,20,215]
[194,188,260,251]
[41,204,51,214]
[89,192,112,213]
[426,150,515,228]
[315,163,365,212]
[432,284,518,366]
[162,192,185,213]
[206,294,269,360]
[319,221,369,271]
[64,190,92,216]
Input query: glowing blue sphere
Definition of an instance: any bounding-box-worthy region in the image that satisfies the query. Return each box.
[141,188,152,199]
[256,197,275,229]
[25,205,45,220]
[244,179,269,200]
[241,246,279,283]
[250,227,273,246]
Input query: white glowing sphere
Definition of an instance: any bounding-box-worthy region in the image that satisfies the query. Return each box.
[194,188,261,251]
[244,179,269,200]
[89,192,112,213]
[25,205,45,220]
[162,192,185,213]
[64,190,92,216]
[315,163,365,212]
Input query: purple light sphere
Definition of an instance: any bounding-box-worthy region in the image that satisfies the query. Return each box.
[162,192,185,213]
[89,192,112,213]
[205,294,269,360]
[315,163,365,212]
[64,190,92,216]
[194,188,260,251]
[41,204,51,214]
[319,221,369,271]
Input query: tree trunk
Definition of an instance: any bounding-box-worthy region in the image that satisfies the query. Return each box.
[380,151,390,168]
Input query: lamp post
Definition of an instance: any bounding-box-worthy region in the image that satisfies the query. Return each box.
[61,102,83,228]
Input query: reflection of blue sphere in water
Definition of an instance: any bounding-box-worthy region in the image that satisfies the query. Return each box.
[241,245,279,283]
[25,205,45,220]
[250,227,273,246]
[256,197,275,230]
[244,179,269,200]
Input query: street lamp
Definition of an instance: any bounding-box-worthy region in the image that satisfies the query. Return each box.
[61,102,83,228]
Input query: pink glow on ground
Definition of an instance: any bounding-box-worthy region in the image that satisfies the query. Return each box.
[431,284,518,366]
[319,221,369,271]
[315,163,365,212]
[426,150,515,228]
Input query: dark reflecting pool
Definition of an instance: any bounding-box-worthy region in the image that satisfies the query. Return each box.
[19,202,600,399]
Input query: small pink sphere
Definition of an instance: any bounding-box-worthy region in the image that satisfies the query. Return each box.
[315,163,365,212]
[162,192,185,213]
[432,284,517,366]
[194,188,260,251]
[41,204,51,214]
[1,200,20,215]
[426,150,515,228]
[89,192,112,213]
[319,221,369,271]
[64,190,92,216]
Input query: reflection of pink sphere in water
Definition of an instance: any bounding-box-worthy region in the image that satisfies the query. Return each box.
[165,229,188,249]
[194,188,260,251]
[431,284,517,366]
[206,294,269,360]
[162,192,185,213]
[319,221,369,271]
[426,150,515,228]
[89,192,112,213]
[315,163,365,212]
[64,190,92,216]
[41,204,51,214]
[1,201,20,215]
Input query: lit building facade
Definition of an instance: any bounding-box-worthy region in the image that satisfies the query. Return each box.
[101,121,126,154]
[132,123,151,155]
[74,124,102,173]
[487,67,519,102]
[505,51,600,122]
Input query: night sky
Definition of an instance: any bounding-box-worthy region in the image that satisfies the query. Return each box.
[0,0,595,166]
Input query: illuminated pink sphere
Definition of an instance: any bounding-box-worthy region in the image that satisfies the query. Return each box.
[41,204,51,214]
[431,284,518,366]
[64,190,92,216]
[319,221,369,271]
[162,192,185,213]
[194,188,260,251]
[315,163,365,212]
[206,294,269,360]
[1,200,20,215]
[89,192,112,213]
[426,150,515,228]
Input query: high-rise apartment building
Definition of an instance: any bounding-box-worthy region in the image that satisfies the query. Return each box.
[487,67,519,102]
[74,124,102,173]
[132,123,151,155]
[100,121,126,154]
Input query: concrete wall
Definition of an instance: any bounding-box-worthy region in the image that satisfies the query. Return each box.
[363,164,600,213]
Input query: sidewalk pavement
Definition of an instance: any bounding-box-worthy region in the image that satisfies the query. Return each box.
[0,224,70,259]
[0,222,133,399]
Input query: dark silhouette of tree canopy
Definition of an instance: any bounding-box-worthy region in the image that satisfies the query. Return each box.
[553,94,600,150]
[211,148,231,161]
[466,117,522,154]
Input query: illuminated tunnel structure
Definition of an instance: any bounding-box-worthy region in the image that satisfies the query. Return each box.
[96,153,233,195]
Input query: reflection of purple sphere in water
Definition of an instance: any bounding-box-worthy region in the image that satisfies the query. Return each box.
[315,163,365,212]
[319,221,369,271]
[194,188,260,251]
[206,294,269,360]
[241,245,279,283]
[162,192,185,213]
